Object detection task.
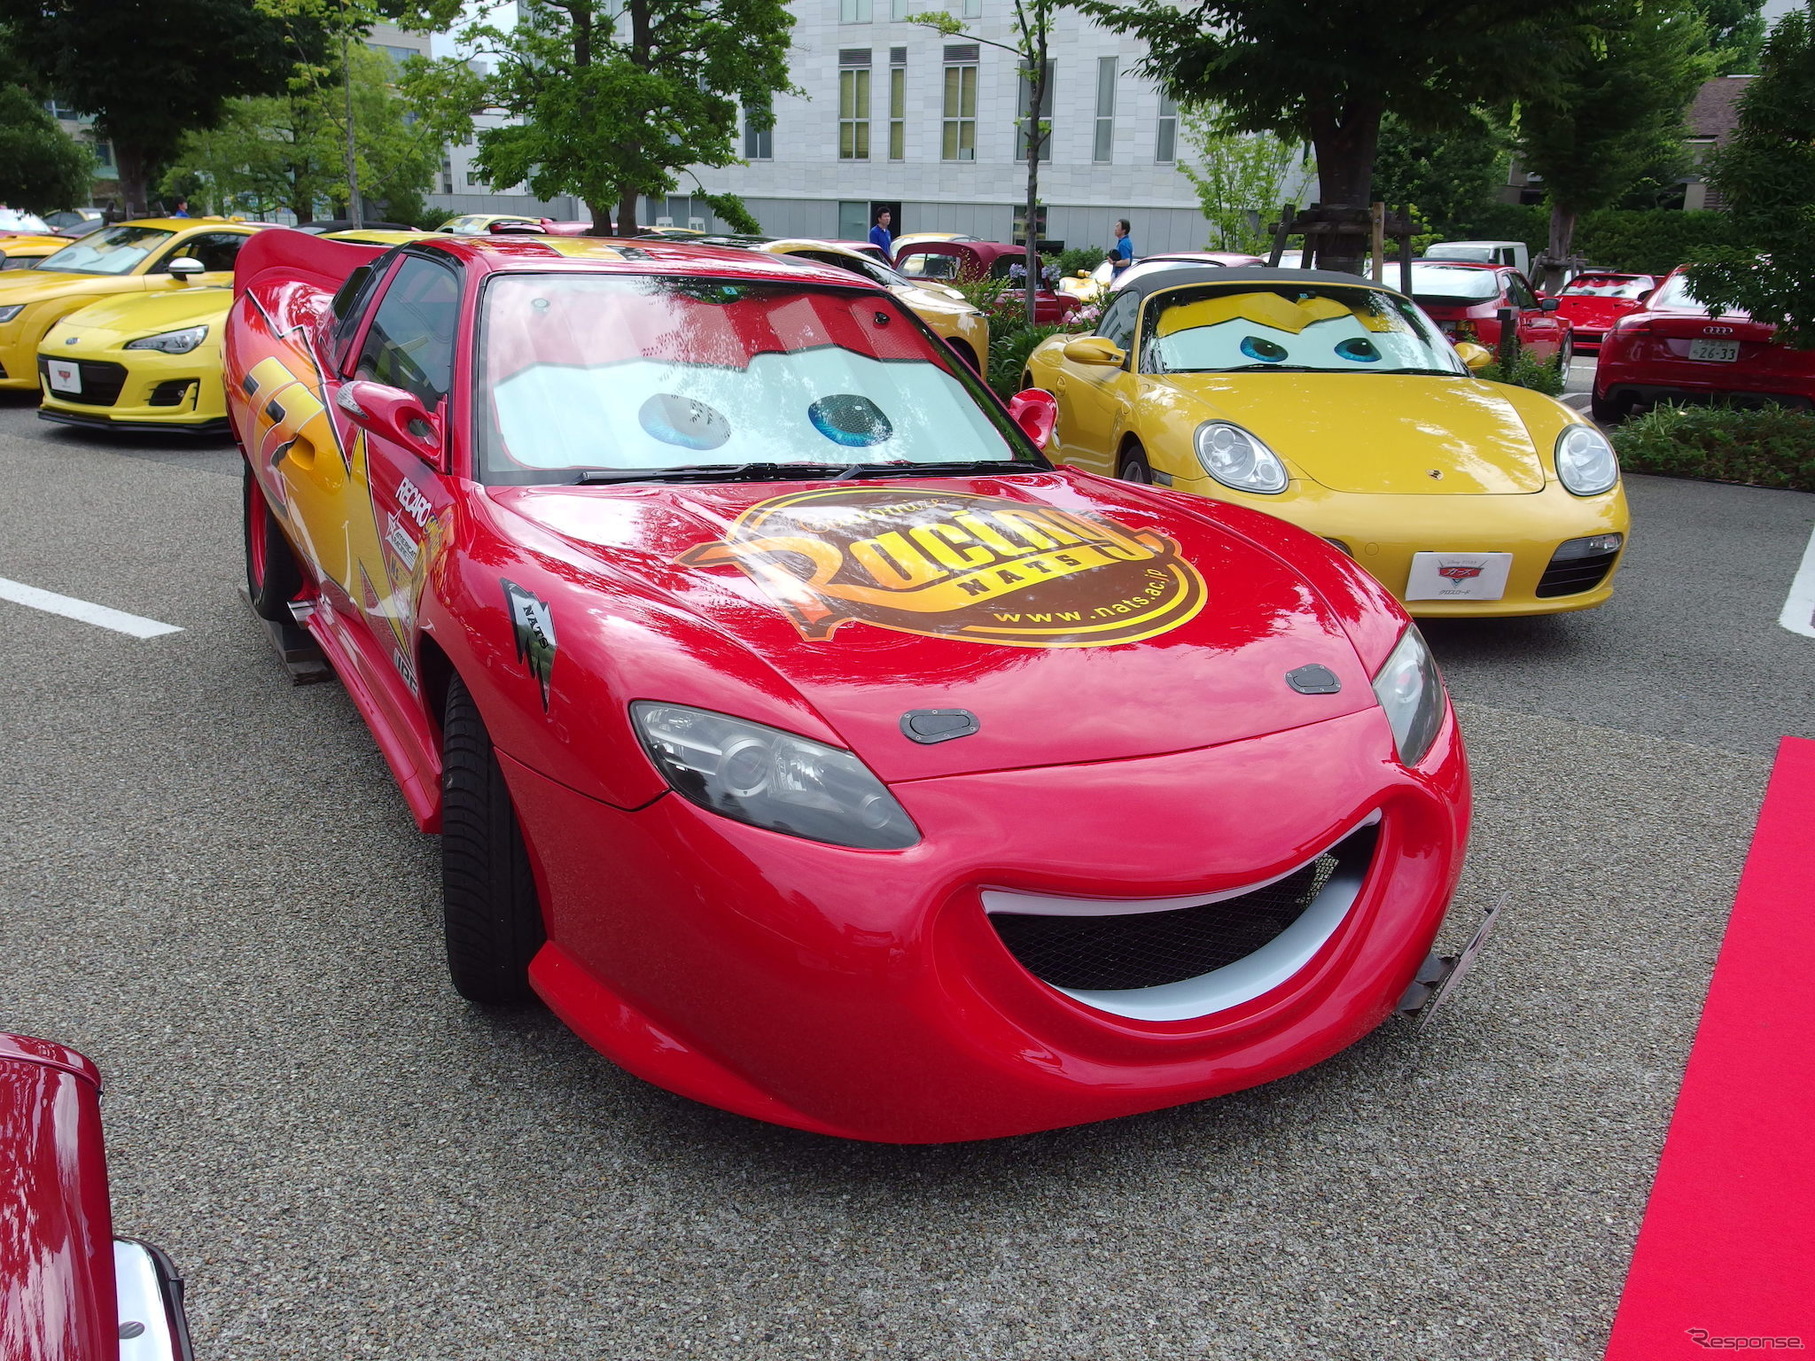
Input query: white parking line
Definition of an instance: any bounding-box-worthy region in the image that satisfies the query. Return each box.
[0,576,182,639]
[1780,525,1815,639]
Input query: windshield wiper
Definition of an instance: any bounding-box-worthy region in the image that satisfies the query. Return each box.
[573,462,856,485]
[834,460,1043,479]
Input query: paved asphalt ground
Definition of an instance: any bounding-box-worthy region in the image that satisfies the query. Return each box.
[2,383,1811,1361]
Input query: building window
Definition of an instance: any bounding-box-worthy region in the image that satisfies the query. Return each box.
[464,169,486,189]
[962,0,980,16]
[1017,63,1054,162]
[1155,91,1177,163]
[840,0,872,21]
[942,52,977,161]
[840,53,872,160]
[890,0,907,17]
[91,140,114,170]
[744,105,773,160]
[45,98,80,119]
[440,152,453,194]
[1093,56,1116,163]
[889,52,906,160]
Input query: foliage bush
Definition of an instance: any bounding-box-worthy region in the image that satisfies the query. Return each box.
[1054,246,1104,278]
[1438,203,1739,276]
[1476,348,1566,395]
[988,323,1070,400]
[1611,404,1815,491]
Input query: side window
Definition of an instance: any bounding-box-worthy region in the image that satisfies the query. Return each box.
[353,255,461,407]
[795,250,869,278]
[155,231,250,273]
[1507,273,1539,309]
[1097,291,1138,353]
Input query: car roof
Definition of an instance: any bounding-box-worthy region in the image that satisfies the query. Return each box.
[1122,265,1411,305]
[395,234,888,292]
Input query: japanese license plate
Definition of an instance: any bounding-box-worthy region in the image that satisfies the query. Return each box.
[1688,339,1740,362]
[46,360,81,394]
[1406,551,1513,601]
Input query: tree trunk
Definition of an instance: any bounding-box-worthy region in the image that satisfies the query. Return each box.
[1543,203,1579,293]
[1024,58,1048,328]
[585,199,615,235]
[616,0,651,238]
[618,188,641,236]
[1306,100,1383,274]
[114,144,151,217]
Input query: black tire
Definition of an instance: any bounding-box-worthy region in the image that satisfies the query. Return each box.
[948,339,980,373]
[441,674,546,1004]
[1589,388,1626,424]
[1118,444,1154,484]
[242,462,302,622]
[1555,333,1574,371]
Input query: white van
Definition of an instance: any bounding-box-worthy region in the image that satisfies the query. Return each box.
[1423,240,1531,276]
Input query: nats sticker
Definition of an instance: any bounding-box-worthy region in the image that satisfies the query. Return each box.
[677,488,1207,648]
[502,579,558,709]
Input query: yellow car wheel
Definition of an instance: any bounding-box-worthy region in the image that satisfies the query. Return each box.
[1118,441,1154,484]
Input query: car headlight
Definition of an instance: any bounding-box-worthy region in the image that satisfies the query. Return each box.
[1193,421,1288,494]
[124,325,208,354]
[631,702,921,850]
[0,303,24,322]
[1371,626,1446,767]
[1553,424,1620,496]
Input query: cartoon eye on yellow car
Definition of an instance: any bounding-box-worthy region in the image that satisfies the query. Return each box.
[1023,266,1629,616]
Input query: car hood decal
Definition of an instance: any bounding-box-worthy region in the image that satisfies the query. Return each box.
[492,470,1381,782]
[1153,373,1550,495]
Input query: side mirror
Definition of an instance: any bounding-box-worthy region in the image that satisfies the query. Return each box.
[1005,388,1058,448]
[167,257,205,281]
[336,380,443,464]
[1539,297,1560,312]
[1637,288,1654,304]
[1454,341,1493,371]
[1062,336,1126,366]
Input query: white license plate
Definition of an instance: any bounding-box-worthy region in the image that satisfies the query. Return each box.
[46,360,81,394]
[1688,339,1740,362]
[1406,551,1514,601]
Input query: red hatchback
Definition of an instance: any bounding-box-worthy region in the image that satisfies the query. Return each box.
[1592,267,1814,420]
[1552,272,1658,351]
[1398,261,1574,366]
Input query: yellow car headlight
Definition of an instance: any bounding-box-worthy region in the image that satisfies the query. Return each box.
[0,304,25,323]
[124,325,208,354]
[1554,424,1620,496]
[1194,420,1288,494]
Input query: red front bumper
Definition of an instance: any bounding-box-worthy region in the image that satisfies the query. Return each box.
[504,704,1469,1143]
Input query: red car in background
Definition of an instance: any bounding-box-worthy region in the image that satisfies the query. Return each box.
[1397,261,1573,367]
[1592,266,1814,420]
[1,1034,193,1360]
[894,239,1082,324]
[1551,272,1658,351]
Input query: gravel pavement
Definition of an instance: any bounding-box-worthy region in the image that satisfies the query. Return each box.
[1,393,1807,1360]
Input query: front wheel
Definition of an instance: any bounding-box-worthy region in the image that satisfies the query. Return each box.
[1555,333,1574,372]
[441,674,546,1004]
[1589,388,1626,424]
[242,462,302,622]
[1118,444,1154,484]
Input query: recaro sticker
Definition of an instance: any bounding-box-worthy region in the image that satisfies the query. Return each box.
[678,488,1207,648]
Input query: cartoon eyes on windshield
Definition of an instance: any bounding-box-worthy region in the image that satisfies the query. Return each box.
[1335,337,1380,362]
[637,391,897,451]
[1240,336,1288,363]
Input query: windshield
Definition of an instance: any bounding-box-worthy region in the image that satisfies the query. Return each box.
[1424,244,1501,264]
[1562,274,1651,299]
[897,253,960,281]
[1398,264,1502,302]
[1141,284,1463,376]
[0,210,51,234]
[477,274,1032,483]
[37,225,174,275]
[1649,274,1709,311]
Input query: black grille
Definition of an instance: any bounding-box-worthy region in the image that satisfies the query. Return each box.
[148,379,195,407]
[990,828,1376,992]
[36,356,129,407]
[1536,548,1619,597]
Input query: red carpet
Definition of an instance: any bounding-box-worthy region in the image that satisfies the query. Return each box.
[1604,735,1815,1357]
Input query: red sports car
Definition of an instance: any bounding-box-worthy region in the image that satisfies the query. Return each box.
[893,239,1083,324]
[1551,272,1658,351]
[1398,261,1574,366]
[1,1034,193,1360]
[1592,266,1814,420]
[225,229,1471,1142]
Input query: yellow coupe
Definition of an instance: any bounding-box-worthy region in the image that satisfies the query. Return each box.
[0,218,267,394]
[751,238,990,377]
[1023,266,1628,616]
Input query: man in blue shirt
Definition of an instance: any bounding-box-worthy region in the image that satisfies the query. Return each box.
[869,208,893,257]
[1109,218,1133,275]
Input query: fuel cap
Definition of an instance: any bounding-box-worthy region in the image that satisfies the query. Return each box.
[1286,664,1341,695]
[901,709,980,744]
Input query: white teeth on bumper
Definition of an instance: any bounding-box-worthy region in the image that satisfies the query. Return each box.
[981,812,1381,1022]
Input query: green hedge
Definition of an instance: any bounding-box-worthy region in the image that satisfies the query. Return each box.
[1477,349,1566,395]
[1611,404,1815,491]
[1440,204,1741,276]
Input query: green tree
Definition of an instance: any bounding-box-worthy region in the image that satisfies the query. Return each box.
[1370,110,1508,233]
[1078,0,1592,272]
[0,30,95,212]
[1694,0,1767,72]
[399,0,793,235]
[1689,3,1815,346]
[1517,0,1713,286]
[1176,108,1300,254]
[0,0,306,216]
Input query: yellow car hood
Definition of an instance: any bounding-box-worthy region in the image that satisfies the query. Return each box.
[51,287,230,348]
[0,269,141,306]
[1158,373,1551,494]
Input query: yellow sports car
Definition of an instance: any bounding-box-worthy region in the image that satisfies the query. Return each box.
[752,238,990,377]
[1024,266,1629,616]
[0,218,267,393]
[38,282,234,434]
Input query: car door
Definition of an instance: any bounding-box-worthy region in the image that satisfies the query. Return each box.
[325,252,462,681]
[1051,290,1139,474]
[1506,270,1563,362]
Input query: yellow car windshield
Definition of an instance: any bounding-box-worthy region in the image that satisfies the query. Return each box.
[1143,285,1464,376]
[38,225,175,276]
